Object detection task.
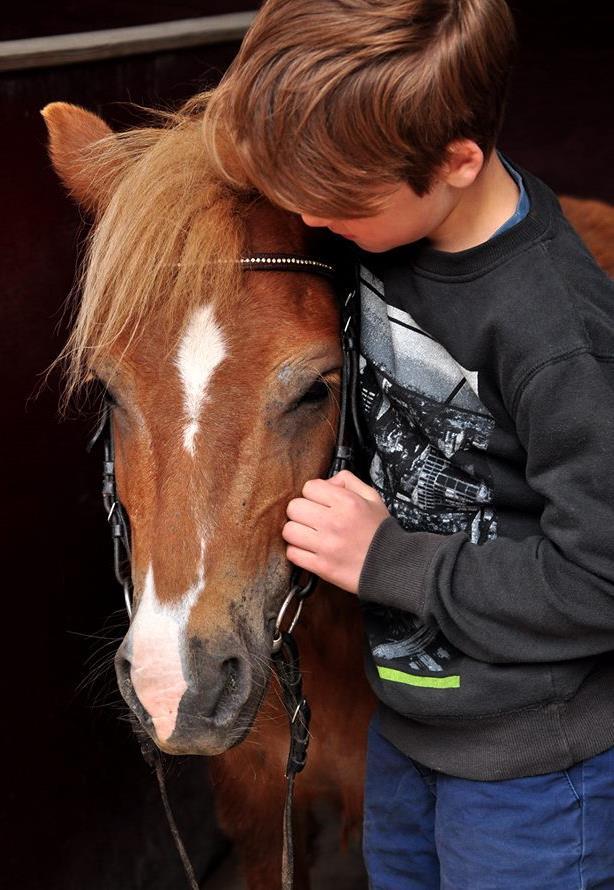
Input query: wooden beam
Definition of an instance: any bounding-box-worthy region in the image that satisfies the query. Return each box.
[0,11,256,72]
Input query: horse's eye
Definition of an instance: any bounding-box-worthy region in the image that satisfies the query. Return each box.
[89,375,117,407]
[295,380,330,408]
[103,387,118,407]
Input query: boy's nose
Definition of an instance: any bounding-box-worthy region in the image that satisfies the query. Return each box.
[300,213,331,228]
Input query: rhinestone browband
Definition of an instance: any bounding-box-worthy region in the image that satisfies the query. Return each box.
[239,254,336,278]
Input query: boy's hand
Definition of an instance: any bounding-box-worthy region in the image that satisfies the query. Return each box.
[282,469,390,594]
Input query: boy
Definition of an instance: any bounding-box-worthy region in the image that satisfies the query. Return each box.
[204,1,614,886]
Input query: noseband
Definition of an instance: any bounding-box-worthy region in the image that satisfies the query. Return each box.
[88,252,363,890]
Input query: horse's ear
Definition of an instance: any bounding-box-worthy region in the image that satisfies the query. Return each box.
[41,102,121,214]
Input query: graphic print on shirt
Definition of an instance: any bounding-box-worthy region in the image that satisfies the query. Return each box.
[359,265,498,674]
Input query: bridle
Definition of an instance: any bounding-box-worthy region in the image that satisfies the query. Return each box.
[252,256,363,655]
[87,252,363,890]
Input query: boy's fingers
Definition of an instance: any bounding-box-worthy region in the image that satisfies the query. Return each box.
[328,469,380,502]
[301,477,340,506]
[282,520,318,552]
[286,497,329,528]
[285,545,318,574]
[301,472,380,506]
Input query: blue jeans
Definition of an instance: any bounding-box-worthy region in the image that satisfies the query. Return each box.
[363,713,614,889]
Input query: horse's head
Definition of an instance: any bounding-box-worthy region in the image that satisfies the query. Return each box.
[44,102,342,755]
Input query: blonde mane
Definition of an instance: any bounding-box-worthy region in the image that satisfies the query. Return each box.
[61,94,255,403]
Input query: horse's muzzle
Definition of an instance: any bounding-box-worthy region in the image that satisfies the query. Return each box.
[114,634,260,754]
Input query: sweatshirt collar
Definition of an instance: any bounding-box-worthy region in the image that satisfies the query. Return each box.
[358,163,557,281]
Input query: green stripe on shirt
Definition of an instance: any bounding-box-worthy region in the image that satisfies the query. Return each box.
[377,665,461,689]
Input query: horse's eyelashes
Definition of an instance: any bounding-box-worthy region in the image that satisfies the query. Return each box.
[101,383,118,407]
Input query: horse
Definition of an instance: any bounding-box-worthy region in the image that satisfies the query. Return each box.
[43,97,374,889]
[42,98,614,890]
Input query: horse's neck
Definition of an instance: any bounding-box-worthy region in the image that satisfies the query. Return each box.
[295,580,365,669]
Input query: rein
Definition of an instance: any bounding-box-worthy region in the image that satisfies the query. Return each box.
[88,253,362,889]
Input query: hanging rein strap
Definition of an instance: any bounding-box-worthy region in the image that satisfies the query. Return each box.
[271,631,311,888]
[89,252,362,890]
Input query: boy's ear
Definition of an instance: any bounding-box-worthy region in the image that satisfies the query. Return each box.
[440,139,484,189]
[41,102,123,214]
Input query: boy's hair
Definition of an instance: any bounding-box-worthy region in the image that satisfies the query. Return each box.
[203,0,516,217]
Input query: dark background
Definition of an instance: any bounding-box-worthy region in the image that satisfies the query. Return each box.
[1,3,613,888]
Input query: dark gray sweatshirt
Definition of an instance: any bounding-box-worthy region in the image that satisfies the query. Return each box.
[355,165,614,780]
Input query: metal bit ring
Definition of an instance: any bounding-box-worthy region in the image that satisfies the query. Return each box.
[272,586,304,653]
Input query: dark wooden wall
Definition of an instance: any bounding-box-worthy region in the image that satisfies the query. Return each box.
[1,3,612,888]
[3,1,254,39]
[1,12,246,890]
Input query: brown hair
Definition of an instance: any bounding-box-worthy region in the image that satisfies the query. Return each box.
[203,0,516,216]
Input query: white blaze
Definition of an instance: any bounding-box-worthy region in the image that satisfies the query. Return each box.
[130,556,204,742]
[175,304,227,455]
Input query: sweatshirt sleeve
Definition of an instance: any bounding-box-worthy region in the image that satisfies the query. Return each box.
[358,350,614,664]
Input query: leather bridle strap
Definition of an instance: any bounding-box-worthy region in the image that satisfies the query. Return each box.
[87,404,133,617]
[240,254,363,890]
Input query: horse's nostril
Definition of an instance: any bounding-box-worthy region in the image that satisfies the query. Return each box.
[222,657,240,693]
[114,644,132,687]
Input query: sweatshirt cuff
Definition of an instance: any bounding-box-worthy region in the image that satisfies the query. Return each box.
[358,516,446,615]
